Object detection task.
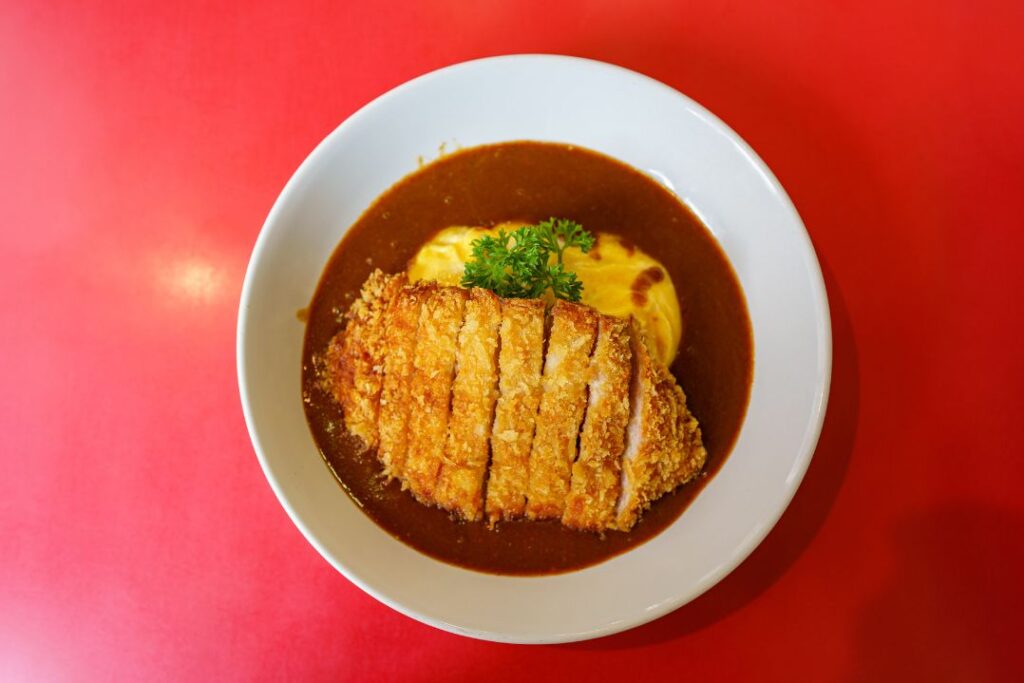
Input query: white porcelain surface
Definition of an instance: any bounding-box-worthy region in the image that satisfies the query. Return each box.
[237,55,831,643]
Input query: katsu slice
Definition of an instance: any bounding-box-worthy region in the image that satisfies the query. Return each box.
[615,318,707,531]
[324,269,406,450]
[378,282,435,480]
[485,298,546,522]
[433,288,502,521]
[526,301,598,519]
[563,315,632,531]
[657,374,706,501]
[403,286,468,503]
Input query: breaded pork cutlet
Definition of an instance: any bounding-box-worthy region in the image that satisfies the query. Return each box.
[563,315,632,531]
[377,282,434,480]
[330,269,709,533]
[526,301,598,520]
[485,297,545,523]
[403,286,468,503]
[615,318,707,531]
[433,288,502,521]
[324,270,406,450]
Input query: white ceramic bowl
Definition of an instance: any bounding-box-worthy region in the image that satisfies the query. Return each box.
[237,55,831,643]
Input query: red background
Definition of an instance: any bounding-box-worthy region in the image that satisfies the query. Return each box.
[3,1,1023,680]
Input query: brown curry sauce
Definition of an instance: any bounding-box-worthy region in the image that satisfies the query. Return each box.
[301,142,753,575]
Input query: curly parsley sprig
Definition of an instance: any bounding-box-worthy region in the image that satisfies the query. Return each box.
[460,218,595,302]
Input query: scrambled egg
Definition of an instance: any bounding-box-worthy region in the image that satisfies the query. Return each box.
[408,224,682,365]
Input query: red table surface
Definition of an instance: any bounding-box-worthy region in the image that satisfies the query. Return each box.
[3,1,1023,680]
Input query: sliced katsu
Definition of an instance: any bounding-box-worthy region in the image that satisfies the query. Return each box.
[615,319,707,531]
[377,280,434,480]
[563,315,633,531]
[324,270,406,450]
[325,270,707,533]
[402,285,467,502]
[433,288,502,521]
[526,301,598,520]
[485,297,546,523]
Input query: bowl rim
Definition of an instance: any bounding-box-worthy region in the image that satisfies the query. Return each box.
[237,53,832,643]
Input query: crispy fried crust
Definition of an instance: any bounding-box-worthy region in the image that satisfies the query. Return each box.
[614,318,707,531]
[526,301,599,519]
[404,286,468,502]
[656,378,706,503]
[377,282,435,480]
[324,270,406,450]
[563,315,632,531]
[433,288,502,521]
[330,270,707,533]
[485,297,546,522]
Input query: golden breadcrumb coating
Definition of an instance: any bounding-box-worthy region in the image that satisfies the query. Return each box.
[614,318,707,531]
[563,315,632,531]
[377,282,435,480]
[485,297,545,523]
[324,270,406,450]
[329,270,708,533]
[404,286,468,502]
[433,288,502,521]
[526,301,598,519]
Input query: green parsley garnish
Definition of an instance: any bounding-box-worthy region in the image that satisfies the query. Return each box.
[460,218,596,302]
